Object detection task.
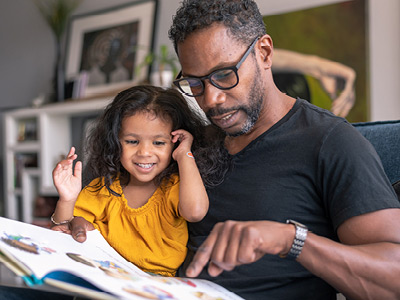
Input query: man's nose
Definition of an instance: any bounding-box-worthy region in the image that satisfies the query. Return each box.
[201,81,226,111]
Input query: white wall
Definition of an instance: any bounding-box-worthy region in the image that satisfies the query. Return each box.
[368,0,400,121]
[0,0,399,121]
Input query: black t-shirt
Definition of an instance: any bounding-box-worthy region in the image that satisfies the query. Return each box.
[179,99,399,300]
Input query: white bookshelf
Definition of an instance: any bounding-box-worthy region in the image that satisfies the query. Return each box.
[3,97,112,224]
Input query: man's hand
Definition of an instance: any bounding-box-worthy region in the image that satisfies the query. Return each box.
[51,217,95,243]
[186,220,295,277]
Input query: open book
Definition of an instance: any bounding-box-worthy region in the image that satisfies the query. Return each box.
[0,217,243,300]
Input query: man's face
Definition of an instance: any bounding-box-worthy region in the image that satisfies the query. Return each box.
[177,25,265,136]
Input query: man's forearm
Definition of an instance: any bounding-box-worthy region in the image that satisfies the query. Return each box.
[298,233,400,300]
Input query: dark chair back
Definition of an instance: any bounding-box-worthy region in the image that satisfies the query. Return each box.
[353,120,400,185]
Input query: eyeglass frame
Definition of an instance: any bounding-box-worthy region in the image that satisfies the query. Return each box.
[173,36,261,97]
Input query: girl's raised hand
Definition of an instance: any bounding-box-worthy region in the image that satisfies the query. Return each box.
[52,147,82,202]
[171,129,194,162]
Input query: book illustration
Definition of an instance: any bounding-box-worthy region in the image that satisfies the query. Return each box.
[150,277,197,287]
[1,233,57,255]
[193,292,224,300]
[1,232,59,256]
[66,253,139,281]
[1,234,40,254]
[123,284,177,299]
[122,284,223,300]
[0,217,243,300]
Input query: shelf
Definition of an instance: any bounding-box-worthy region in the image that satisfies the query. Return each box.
[23,168,41,176]
[3,97,111,222]
[9,141,40,152]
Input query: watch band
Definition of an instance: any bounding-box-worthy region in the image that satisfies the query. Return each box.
[282,219,308,260]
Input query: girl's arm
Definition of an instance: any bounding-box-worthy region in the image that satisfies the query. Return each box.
[172,130,209,222]
[51,147,82,227]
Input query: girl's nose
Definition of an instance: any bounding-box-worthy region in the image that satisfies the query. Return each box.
[137,143,152,156]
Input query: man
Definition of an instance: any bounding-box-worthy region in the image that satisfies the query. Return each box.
[167,0,400,299]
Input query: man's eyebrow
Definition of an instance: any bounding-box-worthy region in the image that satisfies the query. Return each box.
[182,60,236,78]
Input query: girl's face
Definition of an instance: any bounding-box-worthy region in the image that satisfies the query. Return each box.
[119,111,174,186]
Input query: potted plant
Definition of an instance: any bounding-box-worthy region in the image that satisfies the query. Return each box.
[135,44,180,88]
[34,0,82,102]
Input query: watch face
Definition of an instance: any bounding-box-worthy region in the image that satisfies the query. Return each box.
[286,219,307,229]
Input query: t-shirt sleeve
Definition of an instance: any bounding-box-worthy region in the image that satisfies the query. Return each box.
[162,175,182,222]
[319,121,399,230]
[74,180,109,229]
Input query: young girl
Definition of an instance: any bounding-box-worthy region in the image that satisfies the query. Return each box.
[51,85,218,277]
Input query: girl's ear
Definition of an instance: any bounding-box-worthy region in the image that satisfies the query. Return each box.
[257,34,273,69]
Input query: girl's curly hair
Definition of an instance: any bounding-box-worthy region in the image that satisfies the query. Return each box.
[168,0,266,53]
[83,85,230,194]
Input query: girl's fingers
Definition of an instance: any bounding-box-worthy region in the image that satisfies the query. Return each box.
[171,135,179,143]
[67,153,77,160]
[171,132,183,143]
[66,147,78,160]
[74,161,82,180]
[67,147,75,158]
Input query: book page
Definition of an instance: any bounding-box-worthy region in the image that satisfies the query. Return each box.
[0,217,243,300]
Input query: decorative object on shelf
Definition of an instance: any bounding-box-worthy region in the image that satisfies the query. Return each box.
[34,0,82,103]
[65,70,89,99]
[31,93,46,108]
[136,44,179,88]
[17,119,38,142]
[65,0,158,98]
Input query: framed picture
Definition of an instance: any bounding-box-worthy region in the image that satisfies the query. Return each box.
[65,0,158,98]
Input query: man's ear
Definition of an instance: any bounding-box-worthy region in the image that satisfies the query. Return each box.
[258,34,273,69]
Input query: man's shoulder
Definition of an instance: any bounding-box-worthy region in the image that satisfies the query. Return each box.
[272,98,349,139]
[296,98,345,126]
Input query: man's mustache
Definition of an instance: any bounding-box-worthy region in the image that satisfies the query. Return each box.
[206,106,246,118]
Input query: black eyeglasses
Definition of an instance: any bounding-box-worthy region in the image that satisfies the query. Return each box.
[173,36,260,97]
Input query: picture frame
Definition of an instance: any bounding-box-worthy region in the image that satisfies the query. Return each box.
[65,0,158,98]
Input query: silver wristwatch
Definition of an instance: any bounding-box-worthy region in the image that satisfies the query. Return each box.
[284,219,308,260]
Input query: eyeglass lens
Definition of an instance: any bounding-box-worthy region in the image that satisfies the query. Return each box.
[177,68,238,96]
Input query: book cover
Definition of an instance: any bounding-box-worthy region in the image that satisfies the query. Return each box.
[0,217,243,300]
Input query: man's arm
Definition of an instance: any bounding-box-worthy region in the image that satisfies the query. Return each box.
[186,208,400,300]
[300,208,400,300]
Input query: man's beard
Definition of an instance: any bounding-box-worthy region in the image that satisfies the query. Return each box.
[206,70,264,137]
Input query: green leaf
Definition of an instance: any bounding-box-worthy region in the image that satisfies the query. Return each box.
[34,0,82,40]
